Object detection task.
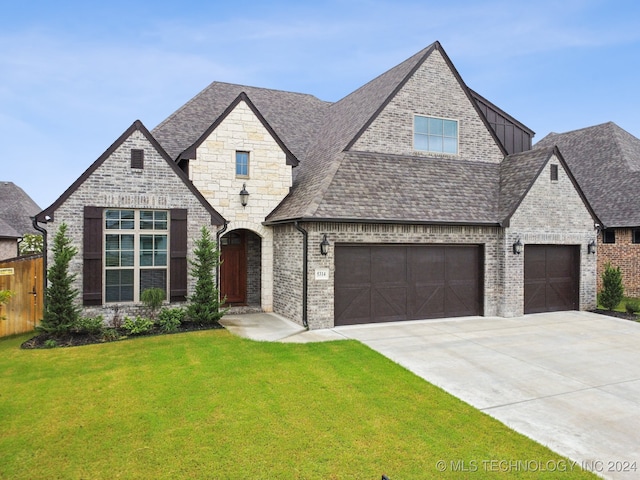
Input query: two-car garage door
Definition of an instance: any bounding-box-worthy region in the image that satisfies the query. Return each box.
[334,245,483,326]
[334,243,580,326]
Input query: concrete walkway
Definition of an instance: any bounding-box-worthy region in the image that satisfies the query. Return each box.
[220,311,640,479]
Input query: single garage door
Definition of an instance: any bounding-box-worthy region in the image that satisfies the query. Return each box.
[335,245,482,325]
[524,245,579,314]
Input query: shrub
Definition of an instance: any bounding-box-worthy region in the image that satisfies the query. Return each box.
[122,316,154,335]
[102,328,120,342]
[187,227,225,324]
[157,307,185,333]
[600,263,624,311]
[72,316,105,335]
[19,233,43,255]
[39,224,80,334]
[44,339,58,349]
[625,301,640,315]
[0,290,13,320]
[141,288,165,320]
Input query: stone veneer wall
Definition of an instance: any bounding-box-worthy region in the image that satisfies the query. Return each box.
[42,129,216,324]
[191,100,293,311]
[505,157,597,315]
[597,229,640,297]
[246,232,262,306]
[273,224,304,323]
[351,49,504,164]
[0,240,17,261]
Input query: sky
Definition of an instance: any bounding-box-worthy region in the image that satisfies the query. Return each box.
[2,0,639,209]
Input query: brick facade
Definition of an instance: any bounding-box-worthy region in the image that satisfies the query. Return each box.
[598,229,640,297]
[352,49,504,164]
[42,128,216,324]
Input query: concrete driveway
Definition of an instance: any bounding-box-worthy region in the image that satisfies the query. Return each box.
[330,311,640,480]
[223,310,640,478]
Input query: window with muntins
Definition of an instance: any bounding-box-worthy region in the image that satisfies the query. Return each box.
[236,151,249,177]
[104,209,168,302]
[414,115,458,154]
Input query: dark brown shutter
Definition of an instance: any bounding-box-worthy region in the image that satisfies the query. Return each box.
[131,149,144,169]
[170,209,188,302]
[83,206,104,305]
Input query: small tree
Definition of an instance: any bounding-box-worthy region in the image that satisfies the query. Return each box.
[141,287,165,320]
[187,227,224,324]
[600,263,624,311]
[0,290,13,320]
[19,233,43,255]
[39,223,80,334]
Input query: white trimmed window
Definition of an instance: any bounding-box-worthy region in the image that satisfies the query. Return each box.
[414,115,458,154]
[104,209,168,302]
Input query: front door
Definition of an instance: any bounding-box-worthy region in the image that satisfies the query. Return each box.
[220,231,246,305]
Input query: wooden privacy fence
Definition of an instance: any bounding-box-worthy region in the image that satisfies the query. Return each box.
[0,254,43,337]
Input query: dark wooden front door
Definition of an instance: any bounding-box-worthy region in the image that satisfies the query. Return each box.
[220,231,246,305]
[524,245,579,314]
[334,244,482,326]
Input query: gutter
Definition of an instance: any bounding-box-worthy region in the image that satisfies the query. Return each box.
[31,216,48,310]
[293,221,309,328]
[215,221,229,305]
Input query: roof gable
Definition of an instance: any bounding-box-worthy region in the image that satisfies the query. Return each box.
[177,92,298,166]
[37,120,224,225]
[535,122,640,227]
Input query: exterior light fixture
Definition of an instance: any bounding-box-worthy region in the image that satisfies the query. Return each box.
[320,234,330,255]
[239,183,249,207]
[588,239,597,255]
[513,238,523,255]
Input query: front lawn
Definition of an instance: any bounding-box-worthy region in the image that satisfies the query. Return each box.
[0,331,596,479]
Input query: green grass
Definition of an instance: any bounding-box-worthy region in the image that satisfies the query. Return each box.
[0,331,596,479]
[598,295,640,314]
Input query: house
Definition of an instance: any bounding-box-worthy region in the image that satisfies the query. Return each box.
[536,122,640,297]
[36,41,598,328]
[0,182,41,260]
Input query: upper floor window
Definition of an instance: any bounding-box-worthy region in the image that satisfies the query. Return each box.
[602,229,616,244]
[236,151,249,177]
[550,164,559,182]
[632,229,640,244]
[105,209,168,303]
[414,115,458,154]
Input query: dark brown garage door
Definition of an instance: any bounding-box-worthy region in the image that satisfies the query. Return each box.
[524,245,579,314]
[334,245,482,326]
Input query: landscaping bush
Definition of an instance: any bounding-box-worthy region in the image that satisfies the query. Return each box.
[0,290,13,320]
[122,316,154,335]
[157,307,185,333]
[72,316,105,335]
[141,288,165,320]
[102,328,120,342]
[600,263,624,311]
[187,227,225,324]
[39,223,80,334]
[625,301,640,315]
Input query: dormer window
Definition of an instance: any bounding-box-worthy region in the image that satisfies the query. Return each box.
[414,115,458,154]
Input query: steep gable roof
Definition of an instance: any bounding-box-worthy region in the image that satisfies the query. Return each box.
[267,41,508,224]
[535,122,640,227]
[0,217,21,239]
[177,92,299,166]
[152,82,329,161]
[37,120,224,225]
[0,182,41,236]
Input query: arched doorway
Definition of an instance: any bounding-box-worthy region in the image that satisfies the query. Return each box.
[220,229,261,307]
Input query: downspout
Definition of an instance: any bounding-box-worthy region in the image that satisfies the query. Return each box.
[31,216,48,310]
[215,221,229,305]
[293,221,309,328]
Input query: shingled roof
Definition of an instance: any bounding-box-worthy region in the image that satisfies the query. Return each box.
[535,122,640,227]
[0,182,41,238]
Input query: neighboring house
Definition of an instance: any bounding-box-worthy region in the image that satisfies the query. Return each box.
[0,182,41,260]
[36,41,599,328]
[536,122,640,296]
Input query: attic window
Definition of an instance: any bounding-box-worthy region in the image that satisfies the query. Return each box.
[550,164,559,182]
[236,151,249,177]
[414,115,458,154]
[131,149,144,169]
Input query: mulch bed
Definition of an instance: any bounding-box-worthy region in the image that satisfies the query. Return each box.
[21,322,224,349]
[591,309,639,322]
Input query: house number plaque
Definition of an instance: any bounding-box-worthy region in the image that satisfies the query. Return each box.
[314,268,329,281]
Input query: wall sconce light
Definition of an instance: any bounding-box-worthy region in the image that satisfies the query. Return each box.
[513,238,523,255]
[320,234,330,255]
[588,239,597,255]
[239,183,249,207]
